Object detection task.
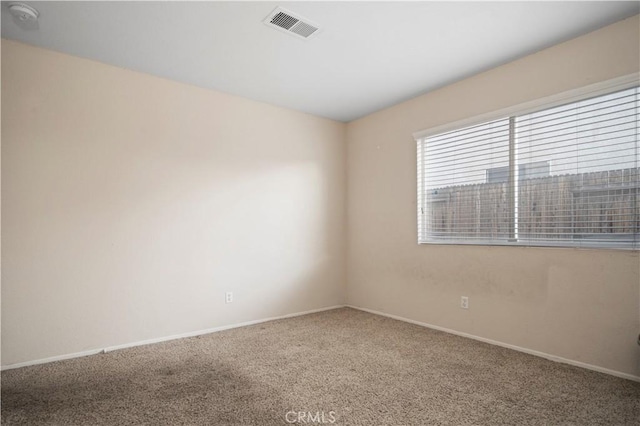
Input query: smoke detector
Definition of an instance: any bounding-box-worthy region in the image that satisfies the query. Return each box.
[263,7,320,40]
[8,2,39,22]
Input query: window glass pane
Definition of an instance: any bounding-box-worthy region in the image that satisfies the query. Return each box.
[419,118,510,242]
[515,87,639,247]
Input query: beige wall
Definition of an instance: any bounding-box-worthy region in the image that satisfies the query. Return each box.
[1,40,346,366]
[346,15,640,377]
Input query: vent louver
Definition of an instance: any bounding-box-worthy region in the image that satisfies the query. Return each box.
[263,7,320,40]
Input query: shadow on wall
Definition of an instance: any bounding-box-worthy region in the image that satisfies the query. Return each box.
[2,155,344,365]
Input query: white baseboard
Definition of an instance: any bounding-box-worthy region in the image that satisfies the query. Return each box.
[6,304,637,383]
[347,305,640,383]
[1,305,346,371]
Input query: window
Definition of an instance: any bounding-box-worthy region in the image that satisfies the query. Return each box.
[417,85,639,249]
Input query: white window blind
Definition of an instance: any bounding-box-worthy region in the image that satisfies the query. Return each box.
[417,86,639,249]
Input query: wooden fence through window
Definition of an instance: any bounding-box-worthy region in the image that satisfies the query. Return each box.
[425,167,639,241]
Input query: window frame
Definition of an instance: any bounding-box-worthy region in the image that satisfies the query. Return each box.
[414,74,640,250]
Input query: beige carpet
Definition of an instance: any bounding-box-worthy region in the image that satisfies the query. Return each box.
[2,307,639,425]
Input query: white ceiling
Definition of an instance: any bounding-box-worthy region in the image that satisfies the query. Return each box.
[2,1,638,122]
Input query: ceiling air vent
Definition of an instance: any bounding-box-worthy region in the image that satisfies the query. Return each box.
[263,7,320,40]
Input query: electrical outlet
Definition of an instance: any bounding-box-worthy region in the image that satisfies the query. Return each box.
[225,291,233,304]
[461,296,469,309]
